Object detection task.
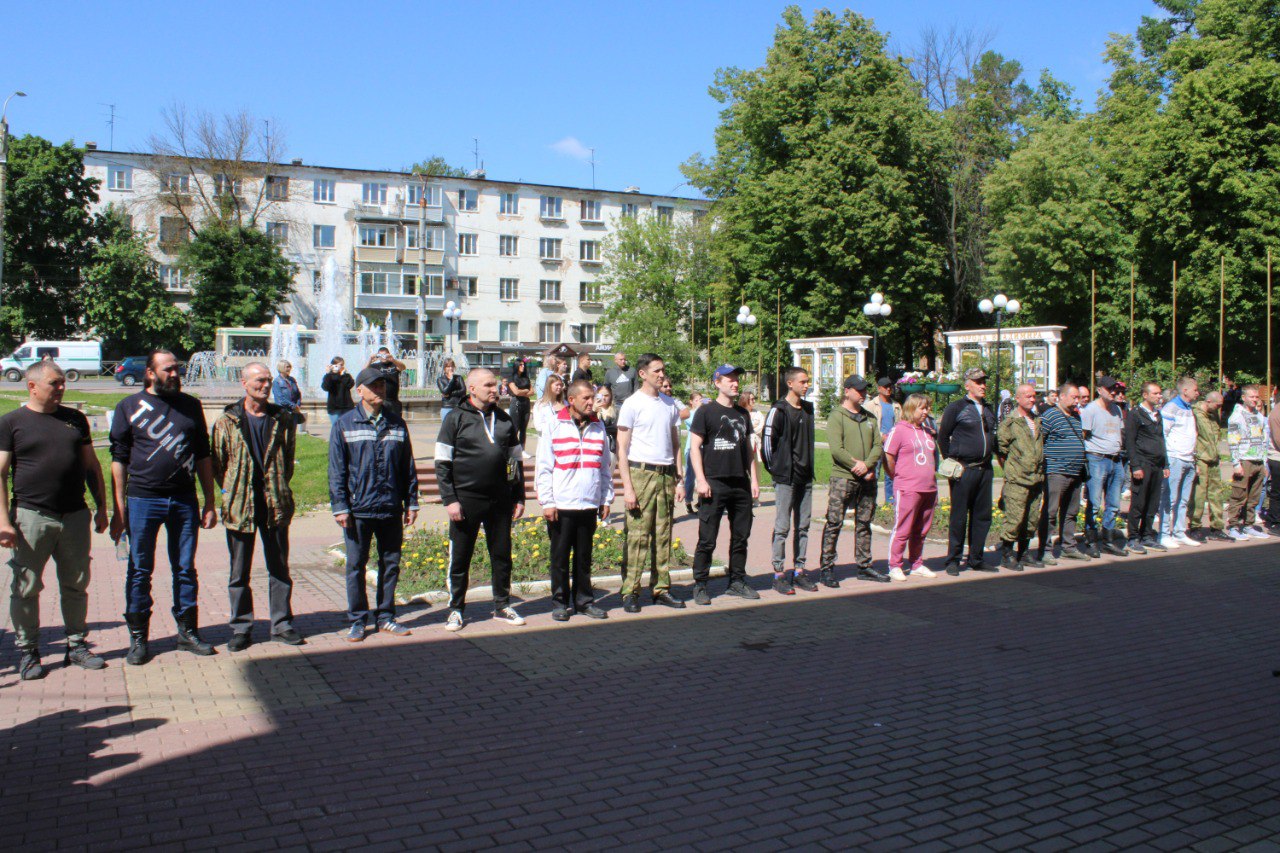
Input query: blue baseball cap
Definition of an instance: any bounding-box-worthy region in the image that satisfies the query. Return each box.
[712,364,744,381]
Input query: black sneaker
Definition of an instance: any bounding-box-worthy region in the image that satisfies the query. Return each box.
[1018,553,1044,569]
[65,644,106,669]
[272,629,305,645]
[653,592,686,609]
[623,595,641,613]
[772,575,795,595]
[227,633,253,652]
[18,648,45,681]
[857,568,891,583]
[552,606,571,622]
[1060,548,1090,561]
[1127,539,1147,555]
[724,582,760,600]
[577,604,608,620]
[1206,529,1235,542]
[944,562,962,577]
[820,570,840,588]
[1143,537,1167,552]
[1000,549,1019,570]
[792,571,818,592]
[693,585,711,606]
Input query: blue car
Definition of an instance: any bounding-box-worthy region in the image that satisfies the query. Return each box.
[114,356,185,386]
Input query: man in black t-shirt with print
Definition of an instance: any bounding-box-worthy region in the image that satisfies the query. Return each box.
[0,361,110,680]
[689,364,760,604]
[110,350,219,665]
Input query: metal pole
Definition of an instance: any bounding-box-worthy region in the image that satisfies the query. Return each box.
[1129,263,1135,384]
[757,324,762,400]
[775,286,781,399]
[1269,248,1273,411]
[1218,254,1225,385]
[994,310,1003,408]
[0,117,8,310]
[1171,260,1178,373]
[415,177,427,387]
[1090,269,1096,396]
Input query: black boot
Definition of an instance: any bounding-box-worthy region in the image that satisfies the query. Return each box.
[1084,529,1102,559]
[1101,528,1128,556]
[124,612,151,666]
[175,610,216,656]
[1000,543,1020,570]
[18,646,46,680]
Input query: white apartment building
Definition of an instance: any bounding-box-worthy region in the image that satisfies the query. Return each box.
[82,147,707,367]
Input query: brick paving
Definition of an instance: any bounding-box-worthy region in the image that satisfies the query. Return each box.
[3,503,1280,850]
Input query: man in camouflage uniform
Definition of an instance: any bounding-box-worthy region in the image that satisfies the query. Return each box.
[817,375,887,585]
[1188,391,1230,541]
[997,383,1045,569]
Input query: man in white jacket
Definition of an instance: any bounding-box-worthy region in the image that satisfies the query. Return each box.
[536,379,614,621]
[1159,376,1200,548]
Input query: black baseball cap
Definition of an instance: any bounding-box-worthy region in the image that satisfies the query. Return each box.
[355,367,387,388]
[876,376,893,388]
[843,375,869,392]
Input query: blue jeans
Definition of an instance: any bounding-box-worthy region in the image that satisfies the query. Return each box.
[344,515,402,625]
[125,494,200,618]
[1159,457,1196,538]
[328,412,341,427]
[684,448,696,504]
[441,407,453,425]
[883,471,895,506]
[1085,454,1125,531]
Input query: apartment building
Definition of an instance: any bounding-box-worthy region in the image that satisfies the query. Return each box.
[81,147,707,367]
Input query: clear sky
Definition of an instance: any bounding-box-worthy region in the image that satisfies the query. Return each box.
[2,0,1160,197]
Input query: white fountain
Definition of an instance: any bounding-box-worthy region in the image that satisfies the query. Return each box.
[267,315,301,381]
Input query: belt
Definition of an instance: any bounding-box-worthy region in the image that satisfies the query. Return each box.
[628,461,675,475]
[1087,452,1123,461]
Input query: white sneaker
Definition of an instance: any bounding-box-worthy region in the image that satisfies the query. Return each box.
[495,606,526,626]
[1226,527,1248,541]
[1175,533,1201,547]
[1247,525,1269,539]
[912,566,937,578]
[445,611,465,632]
[521,451,532,460]
[888,567,907,582]
[1160,536,1181,550]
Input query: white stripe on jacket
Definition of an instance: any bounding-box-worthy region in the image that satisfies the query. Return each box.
[535,408,614,510]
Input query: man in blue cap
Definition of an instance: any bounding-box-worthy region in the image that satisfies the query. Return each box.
[689,364,760,603]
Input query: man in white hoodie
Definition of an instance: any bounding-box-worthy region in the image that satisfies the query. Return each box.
[1225,384,1269,539]
[1158,376,1200,549]
[535,379,614,621]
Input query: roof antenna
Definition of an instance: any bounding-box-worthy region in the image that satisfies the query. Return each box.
[589,147,597,189]
[100,103,116,149]
[472,137,480,171]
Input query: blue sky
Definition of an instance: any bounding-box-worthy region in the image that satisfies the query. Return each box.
[2,0,1160,197]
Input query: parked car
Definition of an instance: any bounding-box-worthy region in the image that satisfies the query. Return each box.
[113,356,187,386]
[2,340,102,382]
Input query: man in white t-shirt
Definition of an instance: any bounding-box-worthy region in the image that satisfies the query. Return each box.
[616,354,687,613]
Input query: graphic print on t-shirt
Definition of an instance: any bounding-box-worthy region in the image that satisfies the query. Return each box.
[127,396,197,477]
[711,412,747,451]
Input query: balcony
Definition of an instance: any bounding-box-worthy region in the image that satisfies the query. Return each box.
[354,201,445,223]
[354,246,444,265]
[354,290,447,312]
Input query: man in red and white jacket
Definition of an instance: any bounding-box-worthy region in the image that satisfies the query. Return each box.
[535,379,615,621]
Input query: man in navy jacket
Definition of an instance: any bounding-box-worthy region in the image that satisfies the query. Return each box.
[329,368,419,641]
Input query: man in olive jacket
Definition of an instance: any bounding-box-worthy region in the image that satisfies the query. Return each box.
[1188,391,1230,541]
[996,383,1045,569]
[210,362,303,649]
[817,375,887,585]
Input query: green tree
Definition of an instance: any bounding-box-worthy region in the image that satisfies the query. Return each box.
[83,207,189,358]
[683,7,942,377]
[180,223,296,350]
[409,156,468,178]
[0,135,100,344]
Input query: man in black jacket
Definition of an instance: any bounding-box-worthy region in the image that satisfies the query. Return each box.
[937,367,998,575]
[329,368,419,641]
[762,366,818,594]
[1123,381,1170,553]
[435,368,527,632]
[320,357,355,426]
[435,358,465,423]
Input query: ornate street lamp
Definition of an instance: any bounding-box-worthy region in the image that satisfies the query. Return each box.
[977,293,1021,407]
[862,292,892,377]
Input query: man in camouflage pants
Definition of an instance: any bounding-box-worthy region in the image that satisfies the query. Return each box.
[817,375,887,585]
[1188,391,1230,541]
[997,383,1045,569]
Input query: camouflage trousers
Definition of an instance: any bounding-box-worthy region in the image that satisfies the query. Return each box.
[622,466,675,596]
[1000,481,1044,548]
[819,476,876,572]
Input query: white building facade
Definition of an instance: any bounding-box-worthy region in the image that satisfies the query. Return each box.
[82,148,706,368]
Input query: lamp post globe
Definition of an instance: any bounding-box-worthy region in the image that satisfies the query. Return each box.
[978,298,994,315]
[993,293,1008,310]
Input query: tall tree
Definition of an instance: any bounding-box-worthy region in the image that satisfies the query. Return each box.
[0,136,100,344]
[409,156,468,178]
[180,223,295,350]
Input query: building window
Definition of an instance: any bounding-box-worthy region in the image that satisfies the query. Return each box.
[311,270,322,295]
[314,179,336,203]
[161,173,189,193]
[655,205,674,223]
[580,199,602,222]
[407,183,442,206]
[159,264,187,292]
[499,235,518,257]
[359,225,392,247]
[539,280,562,303]
[499,321,520,343]
[458,233,477,255]
[500,192,519,214]
[458,189,477,212]
[407,227,442,249]
[579,281,602,303]
[359,270,393,294]
[693,209,707,224]
[457,276,478,296]
[579,323,599,343]
[539,322,561,343]
[621,202,639,218]
[265,175,289,200]
[458,320,477,341]
[580,240,601,263]
[539,238,562,260]
[422,274,444,297]
[108,165,132,191]
[499,278,519,301]
[540,195,562,219]
[158,216,187,246]
[313,224,335,248]
[265,221,288,244]
[214,174,242,196]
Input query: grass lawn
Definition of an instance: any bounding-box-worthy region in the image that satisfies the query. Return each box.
[0,390,130,418]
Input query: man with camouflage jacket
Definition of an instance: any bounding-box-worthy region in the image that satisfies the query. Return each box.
[1188,391,1230,541]
[210,362,304,650]
[996,383,1045,569]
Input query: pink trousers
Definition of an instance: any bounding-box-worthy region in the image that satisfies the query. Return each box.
[888,490,937,569]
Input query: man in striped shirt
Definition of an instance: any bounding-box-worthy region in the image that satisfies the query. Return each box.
[1036,383,1089,562]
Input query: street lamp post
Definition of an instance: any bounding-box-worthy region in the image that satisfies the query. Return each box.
[0,91,28,309]
[862,292,892,377]
[977,293,1021,408]
[443,301,462,357]
[735,304,757,389]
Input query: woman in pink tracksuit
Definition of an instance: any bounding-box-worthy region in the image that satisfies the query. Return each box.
[882,394,938,581]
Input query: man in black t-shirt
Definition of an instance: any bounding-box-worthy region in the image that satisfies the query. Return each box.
[761,366,817,595]
[0,361,110,680]
[689,364,760,604]
[110,349,219,665]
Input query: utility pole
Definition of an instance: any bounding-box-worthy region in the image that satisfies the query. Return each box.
[0,91,28,311]
[589,147,596,189]
[416,175,428,388]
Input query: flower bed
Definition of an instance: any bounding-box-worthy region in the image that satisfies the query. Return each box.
[397,518,691,597]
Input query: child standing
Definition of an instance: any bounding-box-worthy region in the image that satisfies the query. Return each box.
[883,394,939,580]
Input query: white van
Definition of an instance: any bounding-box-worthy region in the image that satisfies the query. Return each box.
[1,340,103,382]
